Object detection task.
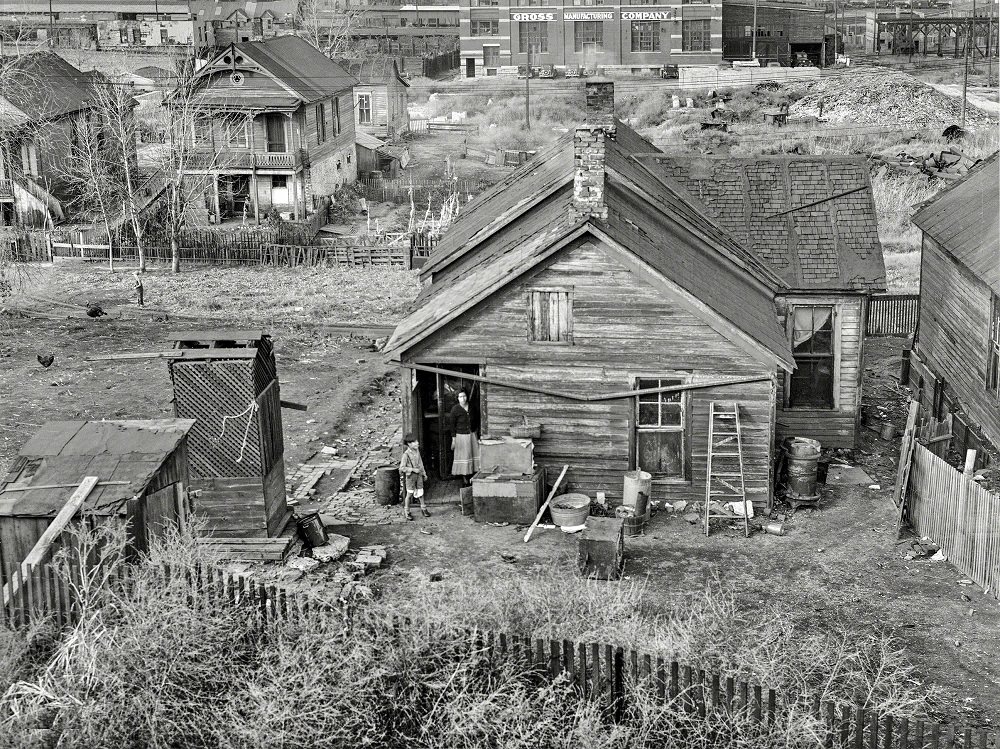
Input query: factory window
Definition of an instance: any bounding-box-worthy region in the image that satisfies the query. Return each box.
[989,294,1000,398]
[631,20,660,52]
[571,0,605,4]
[357,94,372,125]
[473,0,499,6]
[484,45,500,67]
[574,21,604,53]
[635,378,686,478]
[527,289,572,343]
[681,19,712,51]
[519,22,548,53]
[789,306,835,409]
[471,20,499,36]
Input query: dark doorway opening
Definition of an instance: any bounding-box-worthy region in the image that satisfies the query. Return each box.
[415,364,482,480]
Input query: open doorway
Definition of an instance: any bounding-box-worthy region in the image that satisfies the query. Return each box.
[414,364,482,480]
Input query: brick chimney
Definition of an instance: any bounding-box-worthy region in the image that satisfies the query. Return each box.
[572,80,615,222]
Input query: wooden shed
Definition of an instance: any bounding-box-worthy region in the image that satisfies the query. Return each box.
[0,419,195,581]
[166,330,290,541]
[636,156,886,448]
[908,153,1000,460]
[385,82,795,512]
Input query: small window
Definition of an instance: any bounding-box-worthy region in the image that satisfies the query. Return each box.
[527,289,572,343]
[988,294,1000,398]
[635,378,686,477]
[789,306,835,408]
[358,93,372,125]
[316,102,327,143]
[332,98,340,136]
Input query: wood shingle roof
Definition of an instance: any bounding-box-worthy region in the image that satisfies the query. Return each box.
[634,155,887,292]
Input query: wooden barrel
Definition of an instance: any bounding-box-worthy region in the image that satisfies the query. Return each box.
[784,437,821,498]
[375,466,400,506]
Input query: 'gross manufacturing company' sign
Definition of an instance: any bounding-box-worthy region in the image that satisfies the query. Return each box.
[511,11,557,20]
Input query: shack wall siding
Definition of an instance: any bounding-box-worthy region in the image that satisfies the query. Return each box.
[408,238,777,505]
[775,294,865,448]
[915,235,999,446]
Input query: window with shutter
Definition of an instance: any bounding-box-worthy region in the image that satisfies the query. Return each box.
[527,289,573,343]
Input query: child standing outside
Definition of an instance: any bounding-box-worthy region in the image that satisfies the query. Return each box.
[399,434,429,521]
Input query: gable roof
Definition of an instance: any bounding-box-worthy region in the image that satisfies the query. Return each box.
[0,52,97,126]
[912,152,999,295]
[337,57,409,87]
[0,420,194,517]
[634,155,886,292]
[387,121,794,370]
[183,37,356,108]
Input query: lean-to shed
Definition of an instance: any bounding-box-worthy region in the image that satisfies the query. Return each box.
[0,419,195,580]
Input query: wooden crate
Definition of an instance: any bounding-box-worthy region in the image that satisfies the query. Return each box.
[577,517,624,580]
[471,468,543,524]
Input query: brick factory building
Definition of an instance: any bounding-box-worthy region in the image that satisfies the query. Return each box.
[721,0,827,66]
[458,0,723,77]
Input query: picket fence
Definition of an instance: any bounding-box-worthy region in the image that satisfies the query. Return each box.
[2,553,994,746]
[867,293,920,337]
[906,442,1000,599]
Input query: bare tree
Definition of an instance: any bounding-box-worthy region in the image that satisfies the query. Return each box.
[297,0,373,60]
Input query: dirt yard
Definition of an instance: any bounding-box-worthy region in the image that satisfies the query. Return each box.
[290,337,1000,729]
[3,269,997,728]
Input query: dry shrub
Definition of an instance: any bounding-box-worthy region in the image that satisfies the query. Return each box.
[383,569,933,720]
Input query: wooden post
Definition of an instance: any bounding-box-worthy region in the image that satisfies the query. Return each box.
[963,449,977,476]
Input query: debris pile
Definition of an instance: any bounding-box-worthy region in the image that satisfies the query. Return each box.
[903,536,942,560]
[875,145,982,180]
[790,72,995,128]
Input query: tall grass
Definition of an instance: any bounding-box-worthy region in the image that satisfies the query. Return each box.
[869,167,940,248]
[0,527,935,747]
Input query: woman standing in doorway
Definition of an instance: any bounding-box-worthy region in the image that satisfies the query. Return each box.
[448,389,479,486]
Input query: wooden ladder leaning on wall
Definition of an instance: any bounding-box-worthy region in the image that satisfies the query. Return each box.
[704,402,750,538]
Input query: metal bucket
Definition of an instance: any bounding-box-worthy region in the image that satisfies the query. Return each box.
[297,512,328,547]
[374,465,401,506]
[784,437,821,498]
[623,470,652,511]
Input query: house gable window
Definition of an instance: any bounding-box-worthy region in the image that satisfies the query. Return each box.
[789,306,835,408]
[988,293,1000,398]
[527,289,572,343]
[635,378,686,477]
[358,93,372,125]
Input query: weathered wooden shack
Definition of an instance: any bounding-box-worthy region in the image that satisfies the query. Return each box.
[0,419,195,579]
[636,156,886,448]
[338,57,411,140]
[908,153,1000,459]
[386,81,796,511]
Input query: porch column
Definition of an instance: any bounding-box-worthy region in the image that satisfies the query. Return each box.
[293,174,301,221]
[249,115,260,223]
[212,175,220,222]
[251,169,260,223]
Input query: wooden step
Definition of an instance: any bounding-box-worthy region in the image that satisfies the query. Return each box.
[196,535,297,562]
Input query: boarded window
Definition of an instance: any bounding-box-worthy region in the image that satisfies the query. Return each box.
[789,306,835,408]
[316,103,327,144]
[527,290,572,343]
[989,294,1000,398]
[635,378,685,477]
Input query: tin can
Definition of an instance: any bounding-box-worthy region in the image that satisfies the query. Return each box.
[763,522,785,536]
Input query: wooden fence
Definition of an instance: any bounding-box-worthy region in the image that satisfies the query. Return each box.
[2,550,994,746]
[906,442,1000,599]
[356,177,492,204]
[867,293,920,337]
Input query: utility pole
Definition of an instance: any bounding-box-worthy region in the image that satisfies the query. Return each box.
[961,0,975,126]
[873,0,879,55]
[751,0,758,60]
[833,0,839,63]
[524,43,532,130]
[48,0,55,47]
